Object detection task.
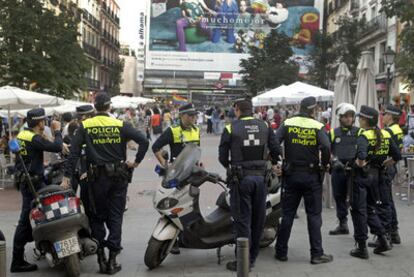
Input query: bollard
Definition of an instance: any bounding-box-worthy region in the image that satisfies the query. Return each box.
[0,230,6,277]
[236,237,249,277]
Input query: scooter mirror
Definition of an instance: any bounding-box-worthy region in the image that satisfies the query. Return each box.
[189,185,200,197]
[8,139,20,153]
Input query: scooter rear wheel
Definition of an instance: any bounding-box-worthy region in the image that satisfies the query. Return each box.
[64,254,80,277]
[144,237,172,270]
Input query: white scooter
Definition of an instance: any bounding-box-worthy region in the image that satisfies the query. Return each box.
[144,144,281,269]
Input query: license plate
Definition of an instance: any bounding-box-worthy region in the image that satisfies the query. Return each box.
[54,236,80,258]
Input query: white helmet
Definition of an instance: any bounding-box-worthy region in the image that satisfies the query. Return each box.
[335,103,356,118]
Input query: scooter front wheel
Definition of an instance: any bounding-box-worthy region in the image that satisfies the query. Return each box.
[144,236,172,270]
[63,254,80,277]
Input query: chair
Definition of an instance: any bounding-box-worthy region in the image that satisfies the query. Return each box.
[405,158,414,205]
[0,152,14,189]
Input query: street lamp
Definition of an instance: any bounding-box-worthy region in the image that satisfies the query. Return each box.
[384,46,396,105]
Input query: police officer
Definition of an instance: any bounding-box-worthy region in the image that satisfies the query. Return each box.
[152,103,200,165]
[10,108,63,273]
[219,98,280,271]
[350,105,401,259]
[274,96,333,264]
[380,105,403,244]
[152,103,200,255]
[61,93,149,274]
[329,103,362,235]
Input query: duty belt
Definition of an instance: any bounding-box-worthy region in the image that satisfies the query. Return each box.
[242,169,265,176]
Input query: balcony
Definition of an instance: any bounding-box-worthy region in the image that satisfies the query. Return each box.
[85,77,100,90]
[350,0,359,12]
[82,9,100,30]
[357,14,387,45]
[101,2,120,26]
[82,42,101,60]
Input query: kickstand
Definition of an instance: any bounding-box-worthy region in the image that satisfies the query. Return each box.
[216,247,224,265]
[33,248,44,261]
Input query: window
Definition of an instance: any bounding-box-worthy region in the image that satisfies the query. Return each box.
[379,42,386,73]
[371,5,376,19]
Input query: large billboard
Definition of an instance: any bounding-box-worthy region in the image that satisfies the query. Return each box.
[146,0,323,73]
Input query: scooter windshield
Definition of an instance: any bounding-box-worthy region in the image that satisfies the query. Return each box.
[164,143,201,185]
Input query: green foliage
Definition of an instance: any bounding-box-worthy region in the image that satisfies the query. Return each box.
[381,0,414,89]
[239,30,299,96]
[307,31,336,89]
[0,0,90,98]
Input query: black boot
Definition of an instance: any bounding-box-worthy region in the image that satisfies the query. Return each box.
[329,221,349,235]
[106,251,122,275]
[97,247,107,274]
[391,230,401,244]
[10,252,37,273]
[350,241,369,259]
[367,236,379,248]
[310,254,333,264]
[373,235,392,254]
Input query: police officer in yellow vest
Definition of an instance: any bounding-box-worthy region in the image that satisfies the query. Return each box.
[218,98,280,271]
[274,96,333,264]
[380,105,403,244]
[11,108,63,273]
[152,103,200,165]
[61,93,149,274]
[152,103,200,255]
[350,105,401,259]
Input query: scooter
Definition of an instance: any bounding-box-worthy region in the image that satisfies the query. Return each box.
[9,140,97,277]
[144,143,282,269]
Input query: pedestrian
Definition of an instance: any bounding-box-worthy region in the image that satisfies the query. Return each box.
[329,103,362,235]
[206,107,213,134]
[144,109,152,141]
[10,108,63,273]
[218,97,280,271]
[349,105,401,259]
[406,105,414,132]
[61,112,74,137]
[151,103,201,255]
[274,96,333,264]
[375,105,403,245]
[151,107,163,138]
[60,93,149,274]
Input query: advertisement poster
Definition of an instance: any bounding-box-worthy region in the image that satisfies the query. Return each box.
[146,0,323,73]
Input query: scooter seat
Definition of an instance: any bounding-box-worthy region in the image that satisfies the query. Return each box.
[216,191,230,211]
[37,185,64,195]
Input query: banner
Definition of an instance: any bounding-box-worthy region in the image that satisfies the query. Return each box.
[146,0,323,73]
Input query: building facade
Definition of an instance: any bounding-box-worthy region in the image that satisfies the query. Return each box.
[100,0,121,93]
[44,0,121,98]
[326,0,400,103]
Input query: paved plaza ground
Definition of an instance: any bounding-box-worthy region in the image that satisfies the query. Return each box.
[1,135,414,276]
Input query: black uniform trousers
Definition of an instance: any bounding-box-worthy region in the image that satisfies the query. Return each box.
[350,168,387,242]
[230,175,267,265]
[384,165,399,231]
[89,169,128,252]
[331,168,350,223]
[12,180,45,259]
[275,171,323,258]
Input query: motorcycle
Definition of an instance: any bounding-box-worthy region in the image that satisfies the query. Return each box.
[144,143,282,269]
[9,140,97,277]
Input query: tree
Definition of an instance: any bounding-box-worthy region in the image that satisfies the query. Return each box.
[239,30,299,96]
[108,59,125,95]
[332,17,366,80]
[307,31,337,89]
[0,0,90,98]
[307,17,365,89]
[381,0,414,89]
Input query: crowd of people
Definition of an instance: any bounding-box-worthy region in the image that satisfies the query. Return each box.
[4,93,414,275]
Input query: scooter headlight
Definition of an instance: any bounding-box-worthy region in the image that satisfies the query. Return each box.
[157,197,179,210]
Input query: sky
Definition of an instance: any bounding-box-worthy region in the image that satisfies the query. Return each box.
[118,0,147,50]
